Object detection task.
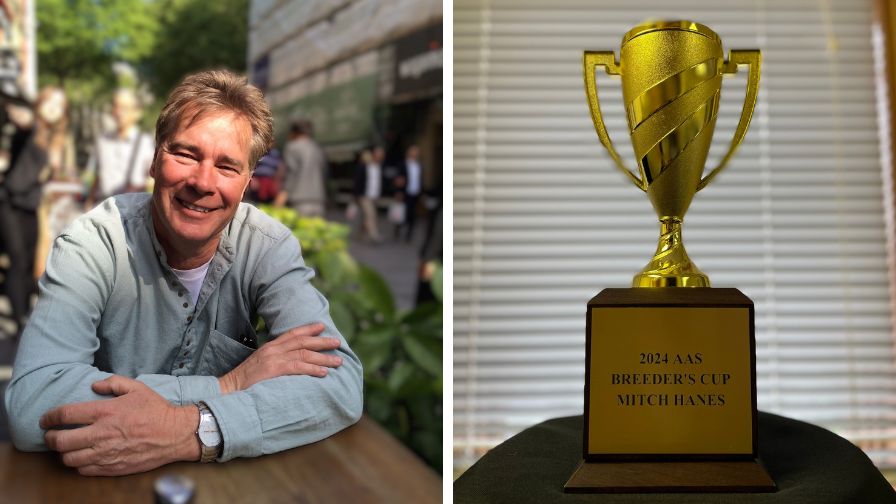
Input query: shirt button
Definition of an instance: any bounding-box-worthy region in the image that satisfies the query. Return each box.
[179,363,185,369]
[187,315,193,322]
[183,351,189,357]
[183,302,188,308]
[178,291,184,297]
[186,340,191,345]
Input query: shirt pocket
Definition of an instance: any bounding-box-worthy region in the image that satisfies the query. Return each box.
[198,329,255,376]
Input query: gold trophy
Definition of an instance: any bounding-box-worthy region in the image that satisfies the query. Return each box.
[585,20,760,287]
[566,21,775,493]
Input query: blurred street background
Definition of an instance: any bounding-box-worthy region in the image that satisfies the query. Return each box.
[0,0,443,472]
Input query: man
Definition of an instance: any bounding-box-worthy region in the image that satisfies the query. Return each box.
[395,144,423,242]
[5,70,363,476]
[247,148,283,203]
[353,146,384,243]
[273,119,327,217]
[86,88,155,207]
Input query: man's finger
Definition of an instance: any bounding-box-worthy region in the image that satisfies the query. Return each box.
[91,375,139,397]
[61,446,99,468]
[285,349,343,368]
[77,464,119,477]
[40,403,101,429]
[271,323,326,345]
[276,335,341,354]
[45,426,95,453]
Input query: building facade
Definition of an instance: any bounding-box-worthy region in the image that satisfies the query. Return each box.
[248,0,442,198]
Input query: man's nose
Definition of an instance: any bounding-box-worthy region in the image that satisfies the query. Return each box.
[189,161,216,193]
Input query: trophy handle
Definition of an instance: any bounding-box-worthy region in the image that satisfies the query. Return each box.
[583,51,647,191]
[697,49,762,191]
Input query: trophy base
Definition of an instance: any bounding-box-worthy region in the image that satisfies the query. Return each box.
[564,459,776,493]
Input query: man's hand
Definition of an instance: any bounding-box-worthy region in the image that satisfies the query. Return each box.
[40,376,199,476]
[218,322,342,394]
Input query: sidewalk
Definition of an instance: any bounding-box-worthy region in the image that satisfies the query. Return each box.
[331,208,424,312]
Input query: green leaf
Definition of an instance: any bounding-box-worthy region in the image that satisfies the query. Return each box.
[365,387,392,424]
[387,361,416,394]
[359,265,396,320]
[317,251,346,285]
[401,301,442,326]
[352,325,395,373]
[328,300,355,343]
[400,333,442,377]
[337,251,361,282]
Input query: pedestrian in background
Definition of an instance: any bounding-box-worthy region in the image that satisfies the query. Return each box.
[34,87,81,279]
[353,147,383,243]
[86,88,154,207]
[0,86,71,338]
[394,143,423,242]
[248,148,283,203]
[274,119,327,217]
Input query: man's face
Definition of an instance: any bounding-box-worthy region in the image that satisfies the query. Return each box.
[373,147,385,163]
[151,110,253,254]
[112,92,140,132]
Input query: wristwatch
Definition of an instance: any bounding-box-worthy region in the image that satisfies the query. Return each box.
[196,401,222,463]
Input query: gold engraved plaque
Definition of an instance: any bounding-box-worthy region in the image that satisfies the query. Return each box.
[588,301,752,456]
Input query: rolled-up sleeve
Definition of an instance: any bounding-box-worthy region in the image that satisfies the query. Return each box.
[204,231,363,461]
[4,219,212,450]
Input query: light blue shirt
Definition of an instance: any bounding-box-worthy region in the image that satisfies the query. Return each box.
[5,193,363,461]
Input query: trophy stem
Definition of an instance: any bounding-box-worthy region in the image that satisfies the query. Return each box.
[632,217,710,288]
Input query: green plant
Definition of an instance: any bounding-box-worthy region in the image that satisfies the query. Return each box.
[258,205,443,471]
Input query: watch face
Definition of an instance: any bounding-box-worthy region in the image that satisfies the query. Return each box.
[198,412,222,447]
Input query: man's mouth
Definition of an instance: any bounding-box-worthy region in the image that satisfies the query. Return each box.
[177,198,213,213]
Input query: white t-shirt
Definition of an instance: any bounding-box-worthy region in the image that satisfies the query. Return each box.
[365,163,381,198]
[95,127,155,199]
[171,257,213,306]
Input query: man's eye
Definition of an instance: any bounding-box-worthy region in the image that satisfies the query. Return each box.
[218,165,240,174]
[173,151,195,160]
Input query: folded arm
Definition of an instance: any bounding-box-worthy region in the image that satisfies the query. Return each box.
[201,234,363,460]
[3,226,210,452]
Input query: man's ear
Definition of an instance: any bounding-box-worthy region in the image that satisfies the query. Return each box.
[241,170,253,199]
[149,151,159,178]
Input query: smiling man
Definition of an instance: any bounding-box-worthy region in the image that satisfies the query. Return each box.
[4,70,363,476]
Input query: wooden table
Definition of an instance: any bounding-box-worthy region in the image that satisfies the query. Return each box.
[0,417,441,503]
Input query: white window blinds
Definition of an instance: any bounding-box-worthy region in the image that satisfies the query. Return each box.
[454,0,896,469]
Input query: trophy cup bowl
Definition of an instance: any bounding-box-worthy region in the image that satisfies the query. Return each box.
[583,20,761,287]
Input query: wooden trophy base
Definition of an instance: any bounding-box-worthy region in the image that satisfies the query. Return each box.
[564,459,776,493]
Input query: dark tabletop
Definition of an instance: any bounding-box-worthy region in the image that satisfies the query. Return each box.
[454,411,896,503]
[1,417,441,503]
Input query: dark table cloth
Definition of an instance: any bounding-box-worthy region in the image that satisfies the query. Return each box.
[455,412,895,503]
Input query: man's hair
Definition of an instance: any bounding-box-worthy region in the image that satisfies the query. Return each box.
[154,69,273,170]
